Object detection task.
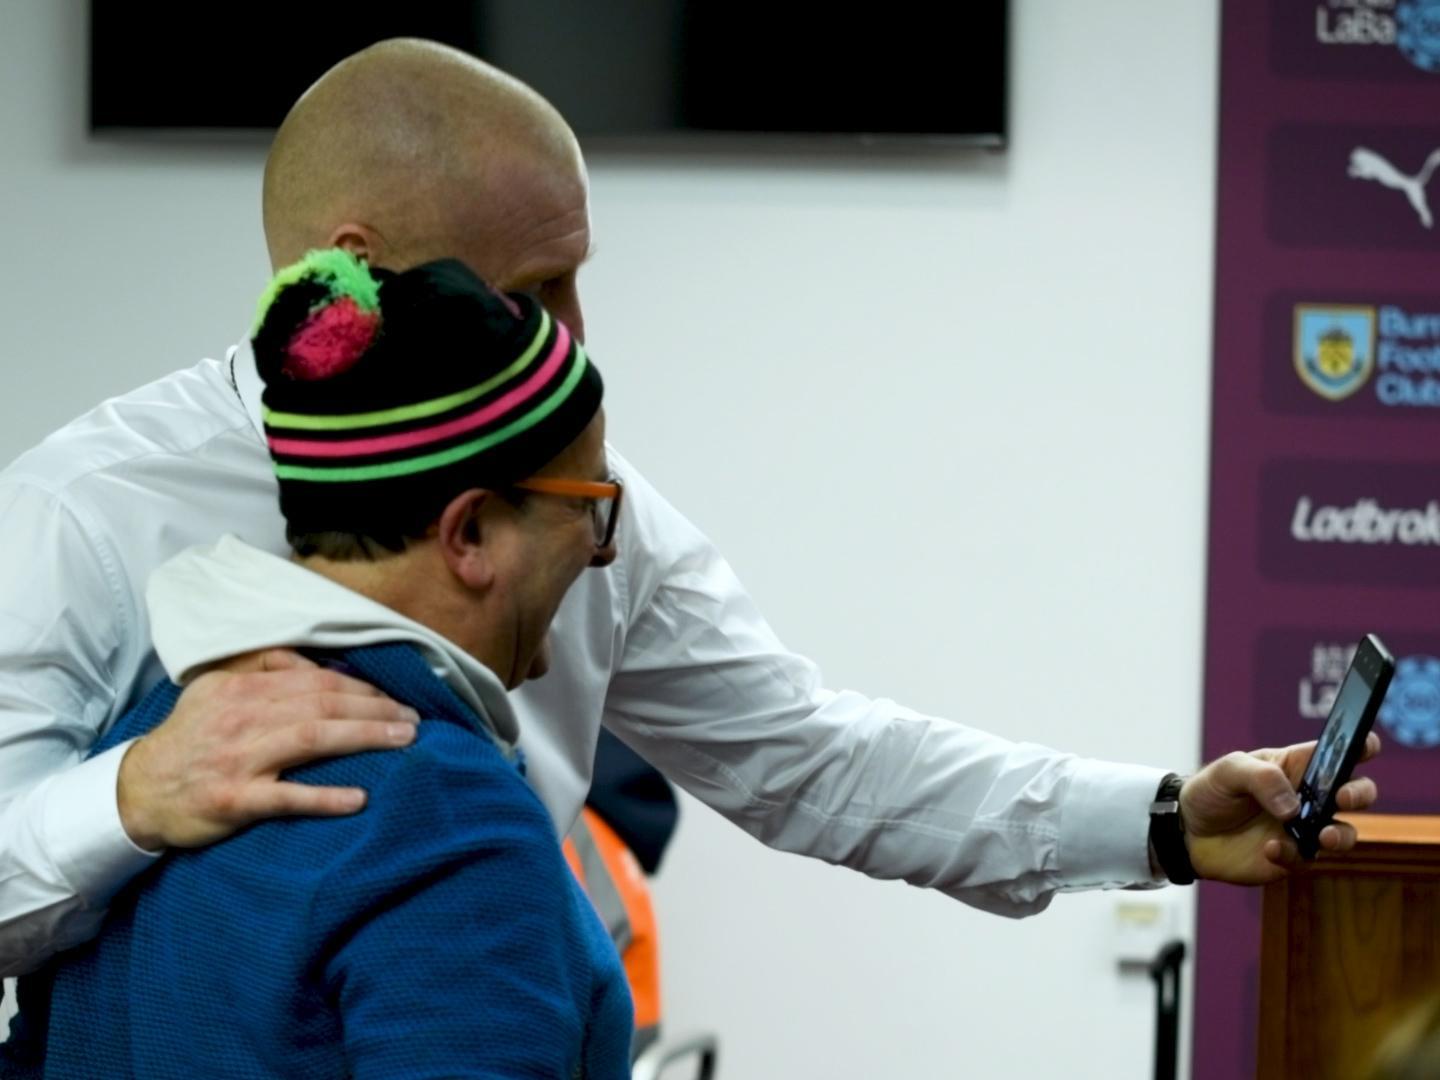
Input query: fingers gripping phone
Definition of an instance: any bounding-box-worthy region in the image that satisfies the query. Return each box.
[1284,633,1395,860]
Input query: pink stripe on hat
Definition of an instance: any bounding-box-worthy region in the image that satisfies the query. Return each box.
[269,321,574,460]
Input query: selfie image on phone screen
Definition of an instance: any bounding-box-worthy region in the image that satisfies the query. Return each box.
[1297,675,1368,827]
[1286,633,1393,857]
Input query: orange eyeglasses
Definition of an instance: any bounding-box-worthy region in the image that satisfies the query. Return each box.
[511,476,624,549]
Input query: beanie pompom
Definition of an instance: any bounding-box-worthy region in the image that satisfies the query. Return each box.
[252,248,387,383]
[284,298,381,381]
[252,248,380,335]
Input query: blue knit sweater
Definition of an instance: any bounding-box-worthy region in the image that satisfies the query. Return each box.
[1,643,632,1079]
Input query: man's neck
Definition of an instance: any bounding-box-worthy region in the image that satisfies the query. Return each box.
[295,552,508,684]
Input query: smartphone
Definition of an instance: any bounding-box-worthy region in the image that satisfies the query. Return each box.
[1284,633,1394,859]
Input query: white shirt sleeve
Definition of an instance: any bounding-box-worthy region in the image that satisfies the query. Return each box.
[601,464,1167,918]
[0,479,158,976]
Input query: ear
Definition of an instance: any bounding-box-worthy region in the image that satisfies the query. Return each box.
[436,489,498,592]
[326,223,386,266]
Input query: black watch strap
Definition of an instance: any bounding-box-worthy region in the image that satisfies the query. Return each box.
[1149,773,1196,886]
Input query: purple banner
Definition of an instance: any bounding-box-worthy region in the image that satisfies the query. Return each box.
[1202,2,1440,1076]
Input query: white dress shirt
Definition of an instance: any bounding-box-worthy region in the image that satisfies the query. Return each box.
[0,343,1166,976]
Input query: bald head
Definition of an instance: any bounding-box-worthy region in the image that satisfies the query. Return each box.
[263,39,592,334]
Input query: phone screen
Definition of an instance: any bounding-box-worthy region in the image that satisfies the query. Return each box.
[1295,660,1375,826]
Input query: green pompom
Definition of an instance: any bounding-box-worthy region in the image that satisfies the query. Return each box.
[251,248,382,336]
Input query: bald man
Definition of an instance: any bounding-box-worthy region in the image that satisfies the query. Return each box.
[0,39,1381,978]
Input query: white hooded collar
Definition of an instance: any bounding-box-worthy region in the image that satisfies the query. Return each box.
[146,534,519,749]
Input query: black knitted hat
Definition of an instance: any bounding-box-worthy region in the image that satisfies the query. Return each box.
[251,249,603,537]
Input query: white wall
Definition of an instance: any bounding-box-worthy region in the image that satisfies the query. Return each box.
[0,2,1219,1077]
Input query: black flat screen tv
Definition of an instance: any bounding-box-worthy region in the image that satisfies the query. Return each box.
[90,2,1008,145]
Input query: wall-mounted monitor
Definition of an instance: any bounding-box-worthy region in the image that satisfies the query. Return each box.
[90,2,1008,146]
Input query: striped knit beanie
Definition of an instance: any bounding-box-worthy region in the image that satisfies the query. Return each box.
[251,249,603,537]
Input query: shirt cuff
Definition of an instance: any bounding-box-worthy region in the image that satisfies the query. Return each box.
[1056,758,1169,888]
[45,740,161,906]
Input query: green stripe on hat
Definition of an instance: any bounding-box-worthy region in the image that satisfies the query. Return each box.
[274,343,590,483]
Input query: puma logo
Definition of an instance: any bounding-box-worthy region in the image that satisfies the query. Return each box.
[1347,146,1440,229]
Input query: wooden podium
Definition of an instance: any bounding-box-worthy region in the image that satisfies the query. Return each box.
[1257,814,1440,1079]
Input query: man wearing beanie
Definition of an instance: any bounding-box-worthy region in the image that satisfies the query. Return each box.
[0,250,632,1079]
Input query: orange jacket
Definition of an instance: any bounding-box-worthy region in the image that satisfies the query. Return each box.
[563,806,662,1059]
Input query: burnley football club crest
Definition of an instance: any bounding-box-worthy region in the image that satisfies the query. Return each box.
[1293,304,1377,401]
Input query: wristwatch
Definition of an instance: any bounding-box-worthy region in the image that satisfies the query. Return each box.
[1148,773,1196,885]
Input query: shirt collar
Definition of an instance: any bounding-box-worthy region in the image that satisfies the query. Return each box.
[228,338,267,442]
